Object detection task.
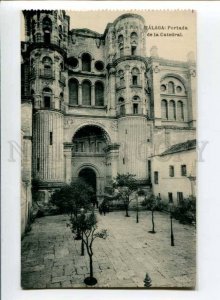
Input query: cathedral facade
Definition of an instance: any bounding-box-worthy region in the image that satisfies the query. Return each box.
[21,10,196,224]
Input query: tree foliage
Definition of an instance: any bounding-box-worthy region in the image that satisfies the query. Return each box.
[112,173,138,217]
[173,196,196,225]
[50,178,93,216]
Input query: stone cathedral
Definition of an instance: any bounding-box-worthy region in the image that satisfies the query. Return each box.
[21,10,196,230]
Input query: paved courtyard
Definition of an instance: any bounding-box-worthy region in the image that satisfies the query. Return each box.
[21,211,196,289]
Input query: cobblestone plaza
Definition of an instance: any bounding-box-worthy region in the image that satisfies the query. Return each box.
[21,211,196,289]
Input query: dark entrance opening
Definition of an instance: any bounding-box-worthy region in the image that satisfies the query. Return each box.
[79,168,97,206]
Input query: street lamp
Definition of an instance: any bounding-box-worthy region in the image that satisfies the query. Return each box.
[169,203,175,246]
[80,208,85,256]
[136,193,139,223]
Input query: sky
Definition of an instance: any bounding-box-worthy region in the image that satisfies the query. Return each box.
[21,10,196,61]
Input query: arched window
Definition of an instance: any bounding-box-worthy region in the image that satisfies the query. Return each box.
[118,70,125,86]
[69,79,78,105]
[82,53,91,72]
[82,80,91,105]
[169,100,176,120]
[59,92,63,110]
[118,35,124,57]
[130,32,138,55]
[177,100,184,120]
[42,87,52,108]
[59,25,62,41]
[120,104,125,116]
[42,17,52,44]
[131,67,140,86]
[161,99,168,119]
[133,95,140,101]
[95,82,104,106]
[42,56,52,77]
[168,81,175,94]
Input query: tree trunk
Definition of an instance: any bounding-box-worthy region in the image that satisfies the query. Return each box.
[125,201,130,217]
[152,210,155,233]
[89,254,93,278]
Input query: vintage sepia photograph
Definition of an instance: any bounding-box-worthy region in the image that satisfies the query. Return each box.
[21,9,196,289]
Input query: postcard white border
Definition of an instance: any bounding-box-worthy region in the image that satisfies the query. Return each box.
[1,1,220,300]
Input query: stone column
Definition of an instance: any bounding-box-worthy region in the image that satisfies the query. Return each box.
[91,84,95,106]
[188,67,196,127]
[108,67,116,114]
[151,62,161,126]
[78,83,82,106]
[64,143,72,184]
[125,65,131,114]
[105,143,120,180]
[91,58,95,73]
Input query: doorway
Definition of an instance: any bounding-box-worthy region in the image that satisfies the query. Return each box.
[79,168,97,205]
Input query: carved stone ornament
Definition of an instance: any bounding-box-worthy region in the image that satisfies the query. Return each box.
[64,118,76,128]
[153,65,160,73]
[71,34,76,44]
[96,38,101,48]
[190,69,196,77]
[110,120,118,132]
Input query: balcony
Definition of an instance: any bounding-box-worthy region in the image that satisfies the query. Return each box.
[39,69,55,80]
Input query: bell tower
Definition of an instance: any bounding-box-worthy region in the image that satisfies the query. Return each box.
[23,10,69,201]
[107,14,149,180]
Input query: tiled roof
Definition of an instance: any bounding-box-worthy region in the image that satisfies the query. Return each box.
[160,139,196,156]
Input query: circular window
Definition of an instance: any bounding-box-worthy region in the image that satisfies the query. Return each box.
[67,57,78,68]
[160,84,166,92]
[95,61,104,72]
[176,86,182,93]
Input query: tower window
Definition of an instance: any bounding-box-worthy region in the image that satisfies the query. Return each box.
[49,132,53,145]
[132,76,138,86]
[154,171,158,184]
[133,103,138,114]
[120,104,125,116]
[123,158,125,165]
[44,96,51,108]
[169,165,175,177]
[131,67,140,86]
[131,46,137,55]
[42,16,52,44]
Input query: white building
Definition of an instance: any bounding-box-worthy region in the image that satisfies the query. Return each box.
[151,139,196,204]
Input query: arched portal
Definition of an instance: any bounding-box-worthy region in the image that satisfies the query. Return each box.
[71,124,115,205]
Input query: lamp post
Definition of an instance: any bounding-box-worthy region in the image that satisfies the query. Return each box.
[169,203,175,246]
[136,193,139,223]
[80,208,85,256]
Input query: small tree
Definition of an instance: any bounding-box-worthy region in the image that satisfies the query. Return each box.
[51,178,93,239]
[113,173,138,217]
[68,211,107,286]
[50,178,93,217]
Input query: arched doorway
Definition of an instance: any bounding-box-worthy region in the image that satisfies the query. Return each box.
[79,167,96,192]
[79,167,97,206]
